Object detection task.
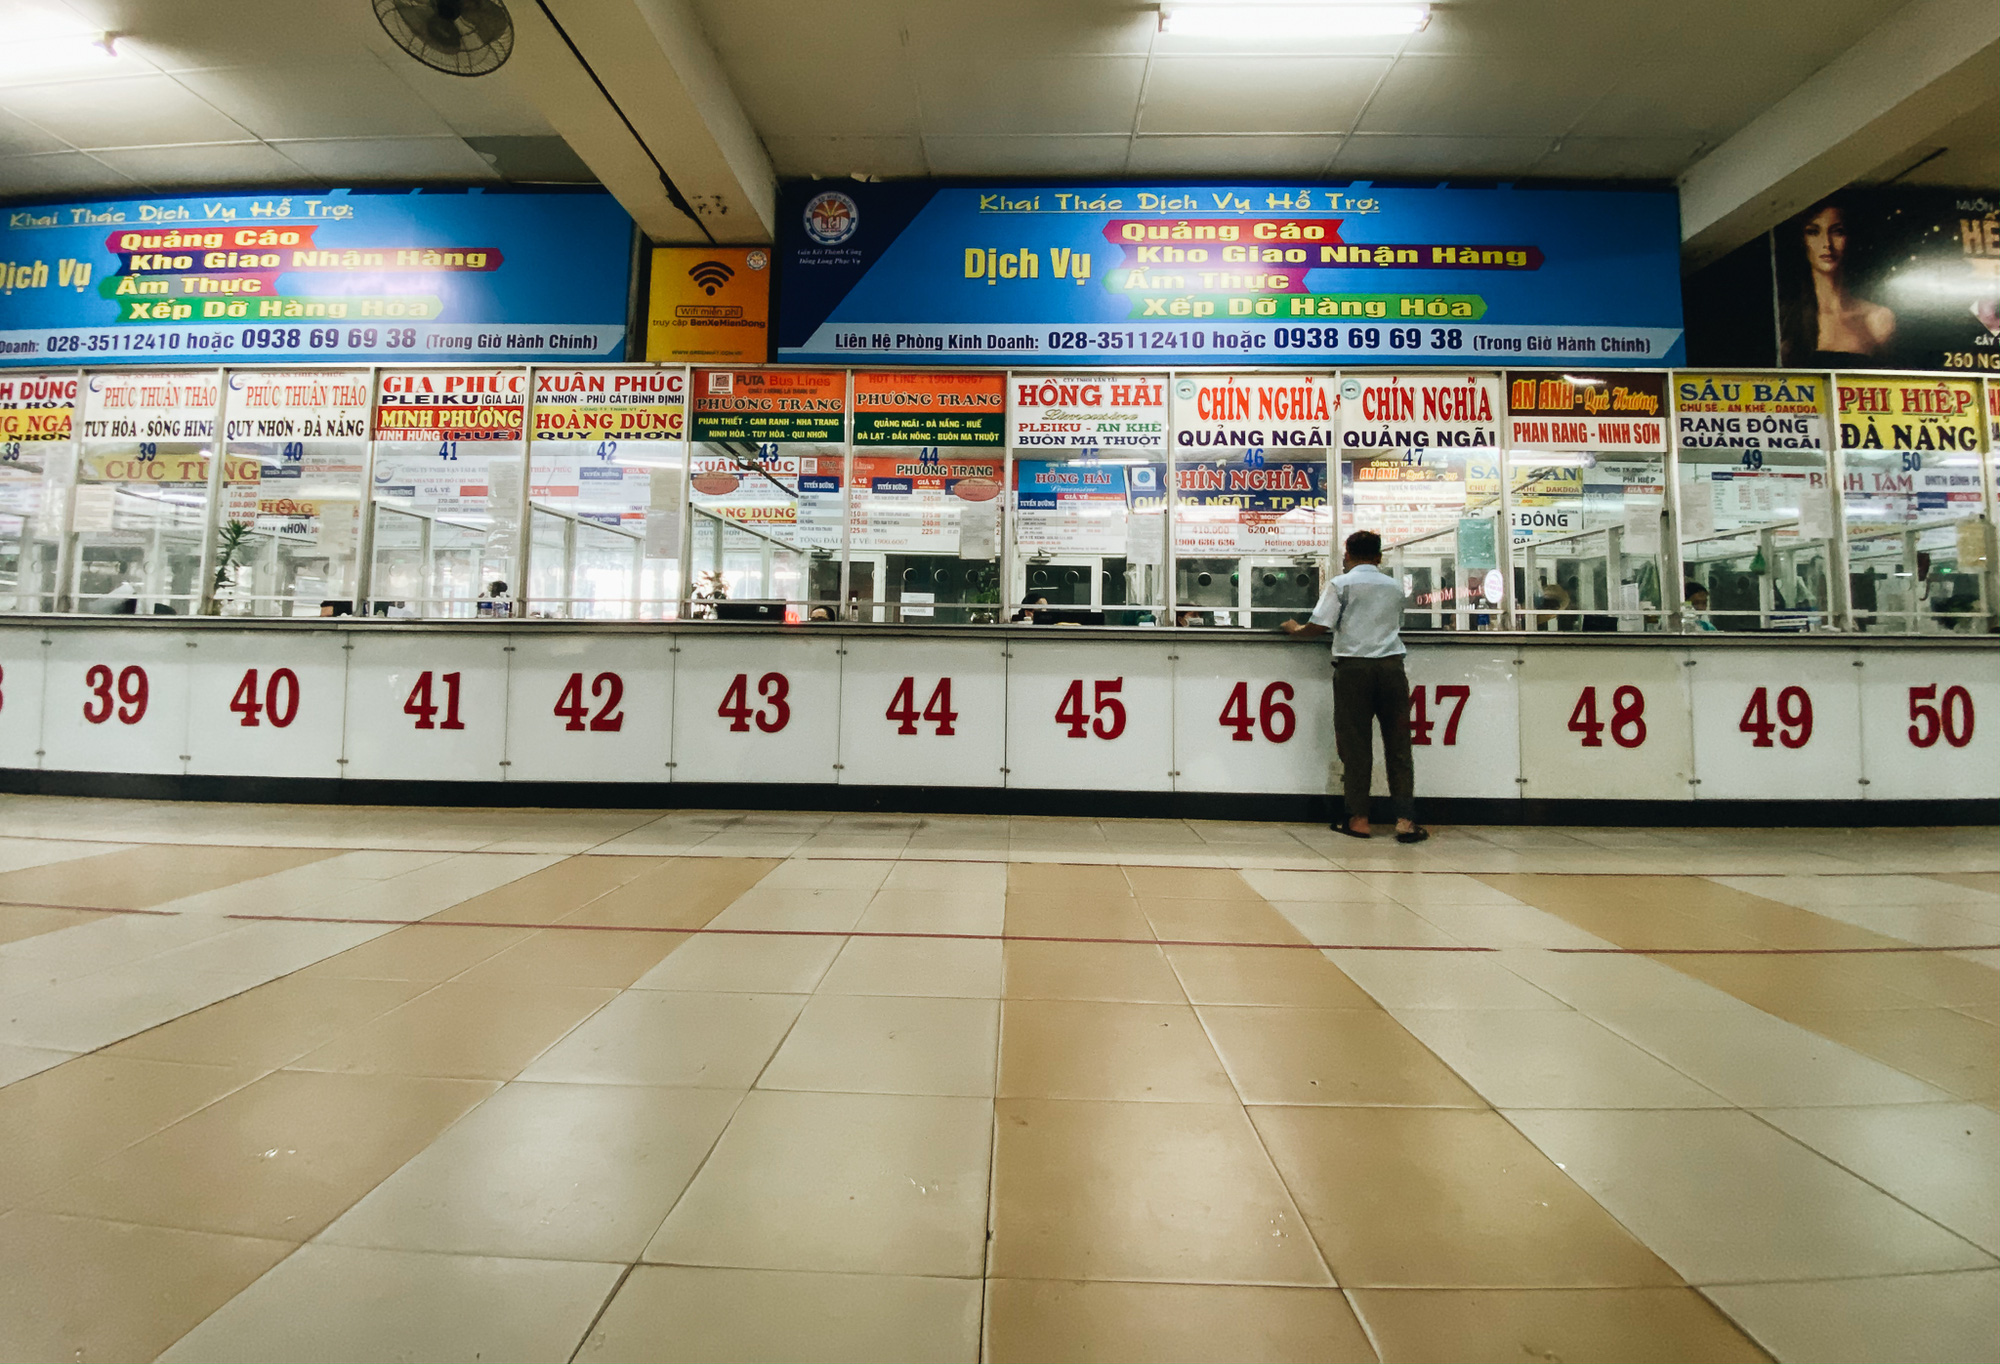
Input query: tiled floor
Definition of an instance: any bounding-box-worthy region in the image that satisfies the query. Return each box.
[0,798,1993,1363]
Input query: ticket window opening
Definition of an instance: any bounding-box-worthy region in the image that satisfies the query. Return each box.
[1015,556,1127,624]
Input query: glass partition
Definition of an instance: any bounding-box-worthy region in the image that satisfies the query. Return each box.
[368,368,527,618]
[686,442,831,620]
[0,372,76,613]
[72,371,223,615]
[847,448,1003,623]
[1839,376,1991,634]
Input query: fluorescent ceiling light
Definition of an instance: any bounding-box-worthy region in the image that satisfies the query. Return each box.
[1160,3,1431,38]
[0,10,118,82]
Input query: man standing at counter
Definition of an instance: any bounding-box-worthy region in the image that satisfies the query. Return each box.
[1282,531,1428,844]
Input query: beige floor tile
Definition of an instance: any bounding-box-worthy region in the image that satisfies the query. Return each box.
[1251,1106,1680,1288]
[1501,950,1747,1012]
[0,1042,74,1087]
[1008,863,1133,898]
[1001,999,1234,1103]
[0,903,108,945]
[0,844,339,910]
[1005,895,1153,940]
[287,979,614,1080]
[857,888,1006,935]
[558,857,779,929]
[985,1278,1373,1363]
[882,861,1006,893]
[293,923,536,982]
[1198,1005,1487,1107]
[1354,873,1528,907]
[644,1089,991,1276]
[106,974,431,1071]
[1349,1287,1770,1363]
[631,929,845,993]
[1388,1008,1729,1109]
[0,1055,261,1209]
[760,994,999,1097]
[518,989,804,1088]
[707,886,875,933]
[1239,868,1387,903]
[1002,940,1187,1002]
[817,934,1003,998]
[989,1097,1330,1286]
[1754,1103,2000,1255]
[1141,898,1312,945]
[1507,1108,1997,1283]
[1271,899,1469,948]
[579,1265,980,1364]
[0,1209,294,1364]
[450,927,688,989]
[1786,1006,2000,1100]
[31,1068,497,1240]
[757,858,894,891]
[1163,944,1381,1008]
[1666,952,1932,1014]
[1123,866,1261,900]
[1588,1006,1956,1107]
[320,1081,740,1260]
[1325,950,1567,1009]
[438,854,670,924]
[158,1243,623,1364]
[1960,998,2000,1025]
[0,961,270,1054]
[1702,1270,2000,1364]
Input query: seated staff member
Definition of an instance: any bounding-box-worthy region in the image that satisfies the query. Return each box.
[1281,530,1428,844]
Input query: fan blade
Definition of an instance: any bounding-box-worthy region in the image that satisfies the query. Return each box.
[456,0,512,46]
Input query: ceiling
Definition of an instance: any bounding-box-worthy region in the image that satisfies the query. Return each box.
[0,0,1991,205]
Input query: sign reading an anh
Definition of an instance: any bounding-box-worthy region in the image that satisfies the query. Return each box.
[0,188,633,366]
[778,182,1683,367]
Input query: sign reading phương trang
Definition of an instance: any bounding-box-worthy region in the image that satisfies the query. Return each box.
[778,182,1684,366]
[0,188,633,366]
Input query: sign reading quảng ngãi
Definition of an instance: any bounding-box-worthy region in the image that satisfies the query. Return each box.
[0,371,75,442]
[373,369,526,441]
[1673,372,1828,452]
[1506,371,1666,451]
[691,370,846,444]
[1010,373,1167,450]
[853,371,1005,445]
[532,368,686,441]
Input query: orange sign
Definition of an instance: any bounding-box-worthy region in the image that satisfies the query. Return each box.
[690,369,845,443]
[0,372,75,442]
[853,372,1005,445]
[647,246,771,364]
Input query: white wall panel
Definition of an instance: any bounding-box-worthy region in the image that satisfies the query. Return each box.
[341,633,512,783]
[40,630,191,775]
[184,630,347,779]
[0,627,46,770]
[671,633,840,784]
[502,633,672,783]
[1857,650,1998,801]
[1688,650,1863,802]
[1517,648,1694,802]
[1173,640,1332,795]
[837,638,1006,788]
[1006,638,1173,791]
[1406,649,1522,800]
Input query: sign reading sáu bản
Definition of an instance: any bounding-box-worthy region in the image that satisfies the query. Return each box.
[0,189,633,366]
[779,182,1683,366]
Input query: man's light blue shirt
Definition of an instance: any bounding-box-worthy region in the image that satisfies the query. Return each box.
[1308,562,1408,658]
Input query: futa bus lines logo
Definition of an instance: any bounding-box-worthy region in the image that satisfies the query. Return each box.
[803,192,859,246]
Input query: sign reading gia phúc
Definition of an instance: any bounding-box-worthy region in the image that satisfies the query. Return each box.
[1506,371,1666,451]
[374,369,526,441]
[691,370,845,444]
[533,368,686,441]
[1837,375,1983,452]
[778,181,1683,366]
[853,371,1004,445]
[1674,372,1827,451]
[0,188,632,366]
[1011,373,1167,450]
[0,371,75,442]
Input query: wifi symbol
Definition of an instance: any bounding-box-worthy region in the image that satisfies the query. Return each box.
[688,260,735,295]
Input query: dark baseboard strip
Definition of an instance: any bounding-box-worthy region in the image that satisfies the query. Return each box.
[0,768,1992,828]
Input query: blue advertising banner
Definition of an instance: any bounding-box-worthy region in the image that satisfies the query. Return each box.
[0,187,632,367]
[779,182,1684,367]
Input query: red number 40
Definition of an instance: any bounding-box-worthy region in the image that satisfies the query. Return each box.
[229,667,299,728]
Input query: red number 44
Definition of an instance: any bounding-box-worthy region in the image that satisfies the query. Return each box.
[886,676,957,735]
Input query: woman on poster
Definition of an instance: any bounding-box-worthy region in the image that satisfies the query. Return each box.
[1779,200,1897,366]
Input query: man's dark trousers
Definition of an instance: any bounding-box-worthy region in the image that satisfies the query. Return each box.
[1333,655,1416,823]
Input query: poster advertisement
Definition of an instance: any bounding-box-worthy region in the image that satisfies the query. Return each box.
[1775,189,2000,372]
[373,368,526,441]
[853,371,1004,445]
[222,370,369,544]
[1506,371,1667,451]
[1673,372,1829,453]
[850,452,1002,553]
[647,246,770,364]
[1013,457,1139,555]
[778,181,1683,365]
[0,371,74,443]
[690,369,845,444]
[1011,373,1168,450]
[0,188,631,366]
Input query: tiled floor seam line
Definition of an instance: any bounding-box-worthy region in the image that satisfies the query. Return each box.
[564,1259,639,1364]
